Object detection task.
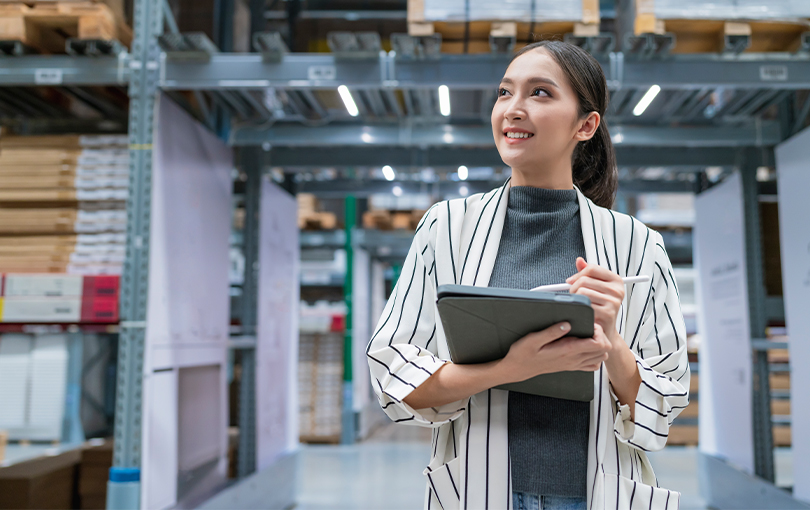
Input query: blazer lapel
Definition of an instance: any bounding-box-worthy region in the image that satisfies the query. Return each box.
[576,187,605,268]
[459,178,511,288]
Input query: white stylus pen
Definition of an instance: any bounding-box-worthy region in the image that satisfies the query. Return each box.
[530,275,651,293]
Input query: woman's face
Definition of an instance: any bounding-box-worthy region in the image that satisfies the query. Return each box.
[491,48,593,173]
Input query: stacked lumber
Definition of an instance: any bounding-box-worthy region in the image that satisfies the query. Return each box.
[635,0,810,53]
[0,0,132,53]
[0,134,129,275]
[297,193,338,231]
[298,332,343,444]
[407,0,600,54]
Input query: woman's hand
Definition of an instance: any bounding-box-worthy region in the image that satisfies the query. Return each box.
[567,257,642,418]
[566,257,625,351]
[500,321,612,384]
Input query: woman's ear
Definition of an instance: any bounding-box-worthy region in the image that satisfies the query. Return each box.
[574,112,600,142]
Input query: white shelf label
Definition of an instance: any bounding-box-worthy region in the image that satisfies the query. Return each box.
[307,65,336,81]
[760,65,788,82]
[34,69,63,85]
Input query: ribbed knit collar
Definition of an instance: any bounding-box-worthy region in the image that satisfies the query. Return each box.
[507,186,579,214]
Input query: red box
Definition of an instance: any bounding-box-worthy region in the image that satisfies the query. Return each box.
[82,275,120,299]
[81,295,119,323]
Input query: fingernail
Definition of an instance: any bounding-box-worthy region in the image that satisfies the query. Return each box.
[560,322,570,331]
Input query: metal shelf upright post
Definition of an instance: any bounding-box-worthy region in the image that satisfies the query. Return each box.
[342,196,356,444]
[740,147,775,483]
[236,146,262,479]
[109,0,163,503]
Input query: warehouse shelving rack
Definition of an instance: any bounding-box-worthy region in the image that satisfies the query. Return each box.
[2,0,810,507]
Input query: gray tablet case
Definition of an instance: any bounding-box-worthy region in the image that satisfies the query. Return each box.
[436,284,595,402]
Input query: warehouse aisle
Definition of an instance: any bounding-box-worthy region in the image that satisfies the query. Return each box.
[293,423,729,510]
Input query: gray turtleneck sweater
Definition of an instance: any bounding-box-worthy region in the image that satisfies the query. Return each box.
[488,186,590,498]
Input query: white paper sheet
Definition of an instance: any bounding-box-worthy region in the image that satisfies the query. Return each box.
[694,172,755,474]
[256,177,300,469]
[141,94,232,509]
[776,128,810,502]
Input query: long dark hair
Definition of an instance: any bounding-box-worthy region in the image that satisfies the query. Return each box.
[509,41,618,208]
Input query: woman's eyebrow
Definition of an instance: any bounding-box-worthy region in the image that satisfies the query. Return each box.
[499,76,559,88]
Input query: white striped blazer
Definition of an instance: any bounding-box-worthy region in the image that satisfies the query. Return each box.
[367,178,690,510]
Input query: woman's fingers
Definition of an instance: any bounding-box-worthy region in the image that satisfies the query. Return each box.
[572,287,622,310]
[569,276,623,299]
[567,259,623,286]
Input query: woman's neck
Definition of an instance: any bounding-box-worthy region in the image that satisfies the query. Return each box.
[509,162,574,190]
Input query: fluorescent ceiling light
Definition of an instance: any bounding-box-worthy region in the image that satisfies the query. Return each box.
[439,85,451,116]
[382,165,396,181]
[458,165,468,181]
[338,85,359,117]
[392,185,403,197]
[633,85,661,117]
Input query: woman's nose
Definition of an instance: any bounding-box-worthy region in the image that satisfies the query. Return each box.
[503,99,525,121]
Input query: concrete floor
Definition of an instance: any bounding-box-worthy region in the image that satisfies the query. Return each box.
[295,422,802,510]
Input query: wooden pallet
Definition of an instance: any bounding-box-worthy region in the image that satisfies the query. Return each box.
[298,211,338,230]
[407,0,600,54]
[363,209,425,231]
[0,1,132,53]
[635,13,810,53]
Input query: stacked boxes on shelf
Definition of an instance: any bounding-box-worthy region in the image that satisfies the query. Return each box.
[0,448,81,509]
[299,301,346,443]
[408,0,600,54]
[362,193,432,231]
[297,193,338,231]
[767,327,791,447]
[0,274,120,323]
[76,439,113,510]
[0,334,68,441]
[0,134,129,276]
[634,0,810,53]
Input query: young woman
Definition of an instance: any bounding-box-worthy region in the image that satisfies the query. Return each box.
[367,41,690,510]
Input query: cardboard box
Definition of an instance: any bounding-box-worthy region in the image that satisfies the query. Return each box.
[0,448,80,509]
[3,274,83,297]
[77,440,113,510]
[82,275,120,299]
[80,296,119,323]
[0,297,82,323]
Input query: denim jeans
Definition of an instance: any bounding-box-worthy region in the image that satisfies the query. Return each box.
[512,492,587,510]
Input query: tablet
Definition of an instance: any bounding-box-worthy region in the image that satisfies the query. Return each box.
[436,284,595,402]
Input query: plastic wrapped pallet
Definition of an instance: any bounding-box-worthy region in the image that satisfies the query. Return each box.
[645,0,810,20]
[423,0,582,21]
[298,332,343,443]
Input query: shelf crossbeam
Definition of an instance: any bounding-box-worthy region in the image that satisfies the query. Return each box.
[160,53,810,91]
[0,55,129,86]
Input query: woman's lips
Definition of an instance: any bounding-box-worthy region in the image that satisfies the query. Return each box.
[503,132,535,145]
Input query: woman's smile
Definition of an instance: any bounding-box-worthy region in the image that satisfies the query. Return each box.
[503,127,536,144]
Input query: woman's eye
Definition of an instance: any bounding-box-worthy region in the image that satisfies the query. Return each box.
[531,88,550,97]
[498,88,509,97]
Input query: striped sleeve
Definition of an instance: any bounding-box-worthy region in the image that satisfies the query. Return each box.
[611,231,691,452]
[366,206,466,427]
